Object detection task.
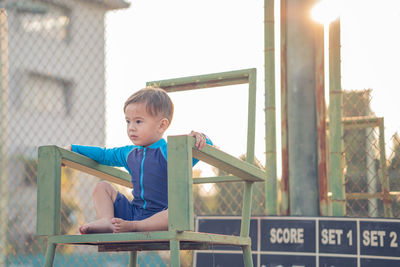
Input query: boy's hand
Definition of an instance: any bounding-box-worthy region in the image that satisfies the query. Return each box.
[189,131,206,150]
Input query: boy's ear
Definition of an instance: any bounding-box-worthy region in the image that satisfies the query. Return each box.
[159,118,170,132]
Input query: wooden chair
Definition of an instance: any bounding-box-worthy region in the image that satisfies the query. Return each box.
[37,135,266,266]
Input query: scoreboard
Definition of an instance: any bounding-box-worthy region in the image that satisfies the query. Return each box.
[194,216,400,267]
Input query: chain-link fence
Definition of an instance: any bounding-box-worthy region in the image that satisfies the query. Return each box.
[342,90,400,218]
[193,156,266,217]
[1,0,400,266]
[0,1,265,266]
[0,0,169,265]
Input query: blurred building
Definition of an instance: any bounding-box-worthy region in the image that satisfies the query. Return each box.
[0,0,129,260]
[2,0,129,153]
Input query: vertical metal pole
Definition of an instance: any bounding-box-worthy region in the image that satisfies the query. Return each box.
[265,0,277,215]
[286,0,320,216]
[328,18,346,216]
[366,126,378,217]
[315,22,329,216]
[0,9,9,265]
[280,0,290,216]
[378,118,392,217]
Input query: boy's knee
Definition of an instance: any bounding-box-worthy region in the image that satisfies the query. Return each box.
[93,181,112,196]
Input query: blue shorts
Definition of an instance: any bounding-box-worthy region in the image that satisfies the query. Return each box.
[113,192,159,221]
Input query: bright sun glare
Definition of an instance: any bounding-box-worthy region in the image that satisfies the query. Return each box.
[311,0,343,24]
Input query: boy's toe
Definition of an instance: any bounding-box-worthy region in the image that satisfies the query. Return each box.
[79,225,87,234]
[111,217,121,224]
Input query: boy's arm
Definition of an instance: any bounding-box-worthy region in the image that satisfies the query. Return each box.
[70,145,134,170]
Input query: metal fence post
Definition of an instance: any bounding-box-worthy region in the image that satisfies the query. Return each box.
[315,18,329,217]
[0,9,9,265]
[378,118,393,217]
[328,18,345,216]
[280,0,290,216]
[265,0,277,215]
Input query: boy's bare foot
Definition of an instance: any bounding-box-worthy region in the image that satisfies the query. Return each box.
[79,218,114,234]
[111,218,136,233]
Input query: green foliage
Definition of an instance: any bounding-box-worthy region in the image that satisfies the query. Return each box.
[16,155,38,186]
[9,155,80,254]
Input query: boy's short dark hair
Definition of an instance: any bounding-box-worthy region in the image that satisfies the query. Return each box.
[124,87,174,123]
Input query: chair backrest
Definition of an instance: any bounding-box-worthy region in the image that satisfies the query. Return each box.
[147,69,259,234]
[147,68,257,166]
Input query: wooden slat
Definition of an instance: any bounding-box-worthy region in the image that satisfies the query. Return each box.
[56,146,131,187]
[167,136,194,231]
[146,69,253,92]
[48,230,249,247]
[192,140,266,182]
[49,231,172,244]
[177,231,250,246]
[37,146,62,236]
[149,77,249,92]
[61,159,131,188]
[193,176,244,184]
[98,241,211,252]
[37,146,131,236]
[240,182,253,237]
[246,68,257,164]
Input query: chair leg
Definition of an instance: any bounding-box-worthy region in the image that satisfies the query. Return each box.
[169,240,181,267]
[242,245,253,267]
[129,251,137,267]
[44,242,56,267]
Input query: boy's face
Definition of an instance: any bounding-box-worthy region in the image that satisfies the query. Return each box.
[125,102,168,147]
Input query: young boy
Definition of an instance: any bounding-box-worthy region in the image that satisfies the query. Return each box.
[67,87,212,234]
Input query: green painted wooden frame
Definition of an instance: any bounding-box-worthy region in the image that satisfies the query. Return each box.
[37,136,265,266]
[37,68,262,266]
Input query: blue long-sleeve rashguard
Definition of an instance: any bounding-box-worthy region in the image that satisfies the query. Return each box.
[72,136,212,221]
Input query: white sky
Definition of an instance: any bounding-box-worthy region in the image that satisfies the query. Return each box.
[105,0,400,177]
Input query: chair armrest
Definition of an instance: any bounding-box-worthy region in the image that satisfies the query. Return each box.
[192,142,266,182]
[57,146,131,188]
[37,145,131,236]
